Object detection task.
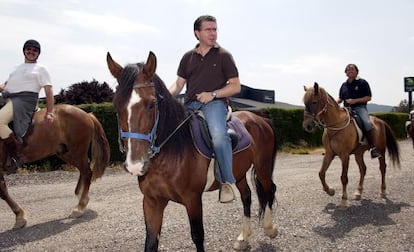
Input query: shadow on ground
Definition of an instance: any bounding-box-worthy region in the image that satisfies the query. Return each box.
[312,198,411,241]
[0,209,97,250]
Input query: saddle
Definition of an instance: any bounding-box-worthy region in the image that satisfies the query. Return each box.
[189,111,251,159]
[348,109,368,145]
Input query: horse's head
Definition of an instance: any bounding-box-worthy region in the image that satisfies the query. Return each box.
[302,82,329,132]
[107,51,159,176]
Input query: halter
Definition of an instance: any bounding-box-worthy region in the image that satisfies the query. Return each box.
[117,81,193,160]
[304,94,328,129]
[304,92,351,131]
[118,81,161,158]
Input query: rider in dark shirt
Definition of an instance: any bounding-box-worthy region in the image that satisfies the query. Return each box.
[337,64,381,159]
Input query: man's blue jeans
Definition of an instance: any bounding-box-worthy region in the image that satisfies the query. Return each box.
[187,100,235,184]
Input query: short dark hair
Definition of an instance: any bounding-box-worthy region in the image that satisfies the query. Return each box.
[193,15,216,31]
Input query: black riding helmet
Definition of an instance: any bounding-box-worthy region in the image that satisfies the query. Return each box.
[23,39,41,54]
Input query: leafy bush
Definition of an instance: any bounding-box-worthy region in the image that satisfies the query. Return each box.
[58,79,114,105]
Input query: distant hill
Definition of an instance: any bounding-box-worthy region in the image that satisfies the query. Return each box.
[367,103,394,113]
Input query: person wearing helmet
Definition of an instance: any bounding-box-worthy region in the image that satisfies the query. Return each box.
[0,39,55,173]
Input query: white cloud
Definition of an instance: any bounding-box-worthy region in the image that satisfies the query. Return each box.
[262,55,345,75]
[62,10,159,35]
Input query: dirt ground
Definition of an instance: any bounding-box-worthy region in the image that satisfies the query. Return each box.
[0,140,413,251]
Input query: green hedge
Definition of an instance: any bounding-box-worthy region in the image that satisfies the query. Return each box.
[29,104,409,169]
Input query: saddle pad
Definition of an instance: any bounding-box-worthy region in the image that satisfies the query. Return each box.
[189,114,251,159]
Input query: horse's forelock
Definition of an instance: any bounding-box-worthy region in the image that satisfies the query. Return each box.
[114,63,141,109]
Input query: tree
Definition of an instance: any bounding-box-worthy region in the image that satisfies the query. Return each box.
[393,99,410,113]
[60,79,114,105]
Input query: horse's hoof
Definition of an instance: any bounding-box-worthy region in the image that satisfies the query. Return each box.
[233,240,249,251]
[70,208,85,218]
[327,188,335,196]
[264,225,278,238]
[381,192,386,198]
[13,218,27,229]
[339,201,348,209]
[354,193,361,200]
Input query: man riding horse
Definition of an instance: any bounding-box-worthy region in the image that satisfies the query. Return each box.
[0,39,55,173]
[337,63,381,159]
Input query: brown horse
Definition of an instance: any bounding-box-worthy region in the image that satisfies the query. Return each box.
[107,51,278,251]
[302,83,400,208]
[0,104,110,229]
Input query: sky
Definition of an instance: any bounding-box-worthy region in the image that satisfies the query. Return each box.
[1,0,413,106]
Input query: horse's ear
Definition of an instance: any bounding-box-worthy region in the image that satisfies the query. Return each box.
[304,85,308,91]
[143,51,157,79]
[106,52,123,79]
[314,82,319,95]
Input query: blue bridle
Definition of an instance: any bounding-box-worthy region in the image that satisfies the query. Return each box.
[117,81,161,159]
[120,109,161,158]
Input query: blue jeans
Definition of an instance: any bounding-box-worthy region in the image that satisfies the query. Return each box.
[352,105,373,132]
[187,100,235,184]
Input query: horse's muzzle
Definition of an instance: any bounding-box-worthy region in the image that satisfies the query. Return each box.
[303,120,316,133]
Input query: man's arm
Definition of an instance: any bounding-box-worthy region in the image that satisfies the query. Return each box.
[169,76,186,96]
[213,77,241,99]
[43,85,54,114]
[196,76,241,104]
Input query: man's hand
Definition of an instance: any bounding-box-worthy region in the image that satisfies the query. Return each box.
[196,92,215,104]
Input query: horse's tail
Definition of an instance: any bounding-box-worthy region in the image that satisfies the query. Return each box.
[88,113,110,181]
[252,117,278,219]
[384,122,401,168]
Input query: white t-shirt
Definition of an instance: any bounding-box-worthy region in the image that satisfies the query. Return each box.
[5,63,51,93]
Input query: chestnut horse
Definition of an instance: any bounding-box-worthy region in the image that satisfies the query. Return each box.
[107,51,278,251]
[302,83,400,208]
[0,104,110,229]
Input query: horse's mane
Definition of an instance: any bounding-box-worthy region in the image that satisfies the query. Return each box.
[113,63,192,155]
[151,73,192,153]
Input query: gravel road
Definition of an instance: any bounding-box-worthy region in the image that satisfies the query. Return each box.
[0,140,413,252]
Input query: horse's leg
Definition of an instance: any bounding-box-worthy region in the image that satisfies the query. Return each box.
[251,164,278,239]
[66,156,92,218]
[233,177,252,251]
[339,156,350,209]
[379,156,387,198]
[353,153,367,200]
[319,153,335,196]
[0,173,27,229]
[143,196,169,252]
[184,196,205,252]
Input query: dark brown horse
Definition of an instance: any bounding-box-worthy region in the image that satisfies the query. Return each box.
[107,51,278,251]
[0,104,110,229]
[302,82,400,208]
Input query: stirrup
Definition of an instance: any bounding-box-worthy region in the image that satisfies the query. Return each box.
[370,148,382,159]
[219,183,235,203]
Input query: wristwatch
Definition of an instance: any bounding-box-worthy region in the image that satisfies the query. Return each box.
[211,91,217,99]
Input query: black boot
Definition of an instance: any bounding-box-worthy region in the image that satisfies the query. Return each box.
[3,134,24,174]
[366,130,381,159]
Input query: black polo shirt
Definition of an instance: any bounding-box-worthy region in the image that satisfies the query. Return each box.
[338,78,372,107]
[177,44,238,104]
